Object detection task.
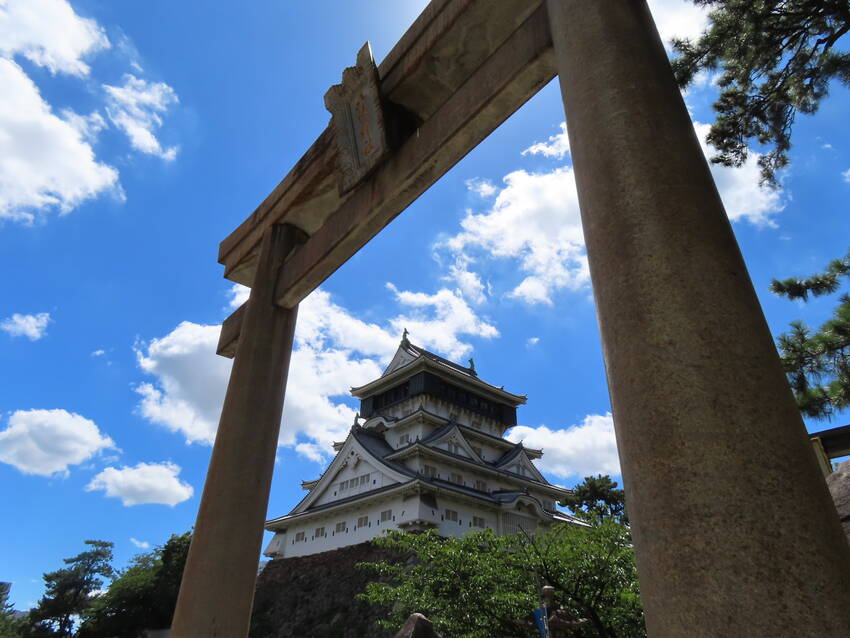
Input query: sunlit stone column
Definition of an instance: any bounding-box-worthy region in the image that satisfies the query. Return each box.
[171,224,301,638]
[546,1,850,635]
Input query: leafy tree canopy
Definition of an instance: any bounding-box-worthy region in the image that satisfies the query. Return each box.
[77,531,190,638]
[560,475,628,526]
[771,249,850,419]
[672,0,850,185]
[24,541,114,637]
[358,522,644,638]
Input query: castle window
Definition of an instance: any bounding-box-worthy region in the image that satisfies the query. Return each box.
[357,516,369,528]
[359,473,370,486]
[475,479,488,492]
[295,531,305,542]
[445,509,458,522]
[315,526,325,538]
[380,509,392,522]
[399,434,410,446]
[448,442,462,455]
[335,521,346,533]
[339,480,349,492]
[473,516,486,528]
[423,465,437,478]
[450,473,463,485]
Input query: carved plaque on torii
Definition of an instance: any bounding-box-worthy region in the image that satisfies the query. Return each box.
[324,42,390,194]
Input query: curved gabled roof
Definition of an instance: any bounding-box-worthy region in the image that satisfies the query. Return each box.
[351,339,527,405]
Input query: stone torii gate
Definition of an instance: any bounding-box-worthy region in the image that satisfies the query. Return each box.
[170,2,850,636]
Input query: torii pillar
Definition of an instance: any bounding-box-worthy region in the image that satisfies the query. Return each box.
[547,1,850,635]
[171,224,303,638]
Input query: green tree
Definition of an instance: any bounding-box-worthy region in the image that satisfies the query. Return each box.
[77,532,191,638]
[359,523,644,638]
[771,249,850,419]
[24,541,114,637]
[1,582,25,638]
[671,0,850,185]
[671,3,850,421]
[560,475,628,526]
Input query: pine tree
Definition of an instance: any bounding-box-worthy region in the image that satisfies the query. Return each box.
[24,541,114,637]
[672,0,850,185]
[771,249,850,419]
[559,475,628,526]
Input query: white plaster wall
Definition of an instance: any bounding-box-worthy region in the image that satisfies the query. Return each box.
[312,460,393,507]
[267,492,511,559]
[384,421,430,449]
[417,395,504,434]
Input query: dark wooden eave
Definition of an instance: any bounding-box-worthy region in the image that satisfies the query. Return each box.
[810,424,850,459]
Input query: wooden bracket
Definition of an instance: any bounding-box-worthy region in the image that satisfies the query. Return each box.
[217,224,307,358]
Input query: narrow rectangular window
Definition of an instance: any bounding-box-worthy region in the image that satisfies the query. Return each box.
[380,509,392,522]
[473,516,486,528]
[399,434,410,446]
[423,465,437,478]
[335,521,346,533]
[340,479,349,491]
[475,480,488,492]
[295,531,305,542]
[445,509,458,522]
[315,526,325,538]
[357,516,368,527]
[359,473,370,486]
[450,473,463,485]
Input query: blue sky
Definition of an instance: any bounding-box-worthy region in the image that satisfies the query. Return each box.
[1,0,849,611]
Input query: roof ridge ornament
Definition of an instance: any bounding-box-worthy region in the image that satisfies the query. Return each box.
[468,357,477,376]
[402,327,410,345]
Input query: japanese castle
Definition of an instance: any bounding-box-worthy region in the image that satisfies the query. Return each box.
[264,335,579,558]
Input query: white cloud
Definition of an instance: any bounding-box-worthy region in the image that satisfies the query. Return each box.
[843,168,850,183]
[228,283,250,309]
[91,349,105,357]
[0,0,110,76]
[0,58,121,223]
[1,312,51,340]
[447,166,588,306]
[135,321,231,445]
[694,122,784,226]
[446,119,781,306]
[104,74,179,160]
[526,337,539,347]
[136,286,497,460]
[522,122,570,159]
[646,0,709,45]
[445,257,487,305]
[465,178,497,198]
[0,409,115,476]
[129,537,150,549]
[506,413,620,479]
[86,461,193,506]
[386,285,497,359]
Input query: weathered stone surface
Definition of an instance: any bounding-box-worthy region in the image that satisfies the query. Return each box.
[171,225,302,638]
[250,541,399,638]
[394,613,440,638]
[547,0,850,635]
[827,460,850,545]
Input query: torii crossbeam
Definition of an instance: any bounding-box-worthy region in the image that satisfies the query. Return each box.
[171,2,850,636]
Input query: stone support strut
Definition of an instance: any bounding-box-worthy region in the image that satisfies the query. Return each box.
[546,1,850,635]
[170,224,303,637]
